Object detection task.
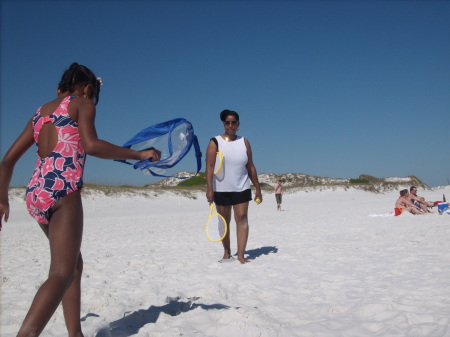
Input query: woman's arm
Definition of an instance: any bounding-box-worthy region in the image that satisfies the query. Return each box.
[205,139,217,203]
[244,138,262,202]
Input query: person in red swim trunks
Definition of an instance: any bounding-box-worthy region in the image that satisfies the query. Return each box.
[395,189,425,215]
[0,62,161,337]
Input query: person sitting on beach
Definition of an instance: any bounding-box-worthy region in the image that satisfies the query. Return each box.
[408,186,436,212]
[395,189,425,215]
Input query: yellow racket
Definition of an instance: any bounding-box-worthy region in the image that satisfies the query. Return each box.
[214,151,223,174]
[206,203,227,242]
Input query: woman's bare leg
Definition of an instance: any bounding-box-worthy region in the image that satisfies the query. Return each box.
[233,202,250,264]
[216,205,232,259]
[17,191,84,337]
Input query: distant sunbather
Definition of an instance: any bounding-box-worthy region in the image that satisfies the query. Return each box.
[395,189,425,215]
[408,186,437,212]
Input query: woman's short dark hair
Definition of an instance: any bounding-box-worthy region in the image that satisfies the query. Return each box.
[220,109,239,122]
[58,62,101,105]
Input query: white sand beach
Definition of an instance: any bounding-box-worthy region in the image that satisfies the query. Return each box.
[1,186,450,337]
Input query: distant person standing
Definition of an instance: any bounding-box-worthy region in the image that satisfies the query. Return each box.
[274,180,283,211]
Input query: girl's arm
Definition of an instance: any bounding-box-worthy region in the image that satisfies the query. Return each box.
[0,119,35,226]
[76,98,160,162]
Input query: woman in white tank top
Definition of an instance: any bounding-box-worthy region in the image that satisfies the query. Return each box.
[205,110,262,264]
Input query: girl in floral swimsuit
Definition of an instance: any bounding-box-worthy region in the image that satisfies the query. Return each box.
[26,95,86,224]
[0,63,161,337]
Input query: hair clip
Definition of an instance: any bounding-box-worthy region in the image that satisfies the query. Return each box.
[97,77,103,86]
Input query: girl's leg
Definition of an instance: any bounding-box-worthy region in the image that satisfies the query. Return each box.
[233,202,250,264]
[17,191,84,337]
[62,253,84,337]
[216,205,232,259]
[35,229,84,337]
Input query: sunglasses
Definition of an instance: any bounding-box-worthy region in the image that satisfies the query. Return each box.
[224,121,239,125]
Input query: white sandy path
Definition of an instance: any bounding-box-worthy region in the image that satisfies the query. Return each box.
[1,187,450,337]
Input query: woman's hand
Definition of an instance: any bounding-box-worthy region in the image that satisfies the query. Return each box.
[254,191,262,204]
[206,188,214,204]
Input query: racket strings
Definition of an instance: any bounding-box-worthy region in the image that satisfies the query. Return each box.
[206,203,227,242]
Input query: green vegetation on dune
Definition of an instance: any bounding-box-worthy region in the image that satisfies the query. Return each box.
[8,173,431,201]
[177,172,206,187]
[349,178,370,184]
[34,173,428,198]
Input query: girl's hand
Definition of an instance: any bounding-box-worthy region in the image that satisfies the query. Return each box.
[0,200,10,231]
[139,148,161,162]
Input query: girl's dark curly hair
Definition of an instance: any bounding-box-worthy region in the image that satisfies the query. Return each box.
[58,62,102,105]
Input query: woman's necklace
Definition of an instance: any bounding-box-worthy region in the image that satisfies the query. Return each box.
[223,134,236,142]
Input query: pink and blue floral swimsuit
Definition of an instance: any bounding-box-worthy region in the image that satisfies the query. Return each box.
[26,96,86,224]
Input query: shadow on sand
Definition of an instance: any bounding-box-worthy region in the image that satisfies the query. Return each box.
[244,246,278,260]
[95,296,230,337]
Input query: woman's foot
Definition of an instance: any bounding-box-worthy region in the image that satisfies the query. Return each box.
[237,255,250,264]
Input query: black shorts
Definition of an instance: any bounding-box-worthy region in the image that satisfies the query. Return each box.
[214,189,252,206]
[275,194,282,204]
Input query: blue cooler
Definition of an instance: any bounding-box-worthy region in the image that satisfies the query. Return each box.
[438,203,449,215]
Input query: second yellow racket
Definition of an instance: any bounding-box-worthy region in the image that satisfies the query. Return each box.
[206,203,227,242]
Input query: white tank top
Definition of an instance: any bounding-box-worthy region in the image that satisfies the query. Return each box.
[213,135,250,192]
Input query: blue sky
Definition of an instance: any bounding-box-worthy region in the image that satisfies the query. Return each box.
[1,0,449,187]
